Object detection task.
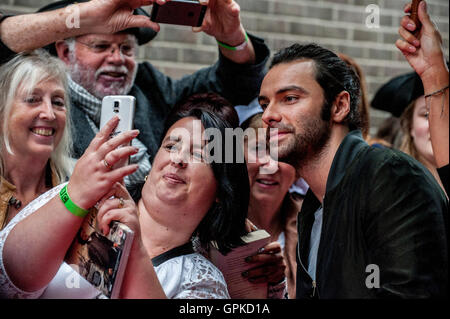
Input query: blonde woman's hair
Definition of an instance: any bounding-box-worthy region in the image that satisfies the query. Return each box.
[0,50,73,183]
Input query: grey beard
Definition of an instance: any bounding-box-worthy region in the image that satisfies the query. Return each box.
[68,58,137,99]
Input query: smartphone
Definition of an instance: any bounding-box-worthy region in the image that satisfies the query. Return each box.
[100,95,136,168]
[150,0,207,27]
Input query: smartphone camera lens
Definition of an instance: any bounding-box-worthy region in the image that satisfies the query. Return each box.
[113,101,120,113]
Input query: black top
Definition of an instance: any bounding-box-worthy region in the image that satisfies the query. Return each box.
[151,242,195,267]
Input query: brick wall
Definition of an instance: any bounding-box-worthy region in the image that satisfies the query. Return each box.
[1,0,448,133]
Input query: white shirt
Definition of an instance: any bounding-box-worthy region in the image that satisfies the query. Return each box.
[155,253,230,299]
[0,183,104,299]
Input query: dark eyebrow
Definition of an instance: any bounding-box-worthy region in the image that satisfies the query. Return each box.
[276,85,309,95]
[258,95,268,103]
[258,85,309,103]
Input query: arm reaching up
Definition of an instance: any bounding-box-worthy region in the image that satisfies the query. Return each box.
[0,0,164,53]
[396,0,449,167]
[193,0,256,64]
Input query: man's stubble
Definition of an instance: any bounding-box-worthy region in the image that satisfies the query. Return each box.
[277,104,332,171]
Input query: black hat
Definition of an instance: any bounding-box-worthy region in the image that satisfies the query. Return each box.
[371,72,424,118]
[37,0,157,54]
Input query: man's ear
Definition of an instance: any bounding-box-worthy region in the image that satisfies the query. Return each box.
[55,40,71,65]
[331,91,351,124]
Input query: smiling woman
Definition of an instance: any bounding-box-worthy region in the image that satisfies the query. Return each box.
[241,112,302,298]
[0,50,73,229]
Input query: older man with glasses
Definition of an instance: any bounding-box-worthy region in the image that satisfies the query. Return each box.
[0,0,269,191]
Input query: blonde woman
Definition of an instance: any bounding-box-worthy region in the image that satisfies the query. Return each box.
[0,50,73,230]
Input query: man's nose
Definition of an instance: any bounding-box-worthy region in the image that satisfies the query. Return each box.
[262,103,282,126]
[106,45,125,64]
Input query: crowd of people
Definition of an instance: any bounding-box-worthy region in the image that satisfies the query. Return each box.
[0,0,448,299]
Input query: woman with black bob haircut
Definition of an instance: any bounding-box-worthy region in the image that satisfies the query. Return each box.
[163,107,248,250]
[127,106,249,298]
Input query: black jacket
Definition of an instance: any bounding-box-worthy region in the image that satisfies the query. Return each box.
[296,130,448,299]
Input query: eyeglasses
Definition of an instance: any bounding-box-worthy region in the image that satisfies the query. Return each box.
[75,40,136,57]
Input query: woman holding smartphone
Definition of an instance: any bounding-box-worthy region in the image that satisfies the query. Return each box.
[0,107,250,299]
[0,114,142,298]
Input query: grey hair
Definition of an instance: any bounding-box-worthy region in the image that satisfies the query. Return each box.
[0,49,74,183]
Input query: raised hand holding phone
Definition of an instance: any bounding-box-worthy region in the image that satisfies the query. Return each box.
[68,116,140,211]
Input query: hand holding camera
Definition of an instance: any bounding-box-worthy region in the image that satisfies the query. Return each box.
[150,0,244,45]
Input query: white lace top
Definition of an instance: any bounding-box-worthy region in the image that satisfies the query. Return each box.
[155,253,230,299]
[0,184,229,299]
[0,183,98,299]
